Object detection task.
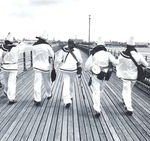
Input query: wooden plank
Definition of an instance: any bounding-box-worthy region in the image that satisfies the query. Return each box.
[108,74,150,134]
[0,79,33,140]
[40,73,63,141]
[105,84,147,141]
[102,90,133,141]
[1,75,33,140]
[71,79,80,141]
[76,76,101,141]
[81,72,111,141]
[33,73,62,141]
[53,87,65,141]
[74,77,88,141]
[46,79,63,141]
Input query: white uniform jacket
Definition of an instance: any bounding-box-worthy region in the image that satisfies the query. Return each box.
[116,51,148,80]
[85,50,118,73]
[56,47,82,72]
[1,45,19,71]
[0,48,3,67]
[33,43,54,72]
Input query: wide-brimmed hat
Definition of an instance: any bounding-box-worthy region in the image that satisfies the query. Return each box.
[5,32,14,43]
[36,32,48,41]
[96,37,105,46]
[126,37,135,46]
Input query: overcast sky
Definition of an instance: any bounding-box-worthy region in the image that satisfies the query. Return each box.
[0,0,150,42]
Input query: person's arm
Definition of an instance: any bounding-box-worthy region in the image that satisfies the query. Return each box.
[139,53,149,67]
[54,49,64,69]
[85,55,93,71]
[108,52,119,66]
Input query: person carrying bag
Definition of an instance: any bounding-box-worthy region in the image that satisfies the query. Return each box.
[116,37,148,115]
[129,53,146,81]
[85,39,118,117]
[55,39,83,108]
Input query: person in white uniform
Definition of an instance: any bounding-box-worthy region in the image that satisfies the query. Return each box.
[1,32,19,104]
[85,40,118,117]
[116,37,148,115]
[32,33,55,105]
[55,39,83,108]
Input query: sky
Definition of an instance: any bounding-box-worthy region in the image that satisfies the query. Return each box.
[0,0,150,42]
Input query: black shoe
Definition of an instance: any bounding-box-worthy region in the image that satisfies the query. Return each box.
[34,100,41,106]
[126,111,133,116]
[95,112,100,118]
[47,95,52,100]
[65,103,71,108]
[8,100,17,105]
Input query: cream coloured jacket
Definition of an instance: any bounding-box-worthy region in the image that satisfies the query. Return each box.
[85,50,118,73]
[55,47,82,72]
[116,51,148,80]
[33,43,54,72]
[1,45,19,71]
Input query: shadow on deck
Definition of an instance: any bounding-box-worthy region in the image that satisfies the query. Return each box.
[0,70,150,141]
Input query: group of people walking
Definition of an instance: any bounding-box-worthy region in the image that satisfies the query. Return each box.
[0,33,149,118]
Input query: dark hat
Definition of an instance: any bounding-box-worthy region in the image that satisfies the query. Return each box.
[68,39,75,49]
[36,32,48,41]
[68,39,74,45]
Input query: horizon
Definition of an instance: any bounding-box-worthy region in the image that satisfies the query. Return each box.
[0,0,150,42]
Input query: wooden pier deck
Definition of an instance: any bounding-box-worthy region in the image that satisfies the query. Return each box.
[0,69,150,141]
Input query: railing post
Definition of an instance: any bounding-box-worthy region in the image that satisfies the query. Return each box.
[30,51,33,67]
[145,56,147,61]
[23,52,27,71]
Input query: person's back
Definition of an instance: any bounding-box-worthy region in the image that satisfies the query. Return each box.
[32,34,55,105]
[59,47,82,71]
[84,41,118,117]
[33,43,54,71]
[2,45,19,71]
[92,50,118,72]
[117,50,148,80]
[116,37,149,115]
[85,46,118,73]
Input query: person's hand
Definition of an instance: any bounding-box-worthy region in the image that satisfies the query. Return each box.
[51,68,56,82]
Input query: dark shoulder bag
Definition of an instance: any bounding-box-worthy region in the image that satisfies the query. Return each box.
[129,54,146,81]
[50,56,56,82]
[105,62,113,81]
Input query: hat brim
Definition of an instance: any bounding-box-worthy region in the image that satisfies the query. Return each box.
[36,36,47,40]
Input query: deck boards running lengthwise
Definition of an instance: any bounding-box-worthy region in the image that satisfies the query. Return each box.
[0,70,150,141]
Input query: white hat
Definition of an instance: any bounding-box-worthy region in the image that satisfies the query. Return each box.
[127,36,135,46]
[36,32,48,41]
[96,37,105,45]
[91,65,101,74]
[5,32,14,42]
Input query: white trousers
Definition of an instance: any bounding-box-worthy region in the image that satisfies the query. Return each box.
[91,75,106,113]
[34,70,52,102]
[1,71,17,101]
[122,79,136,111]
[62,72,75,105]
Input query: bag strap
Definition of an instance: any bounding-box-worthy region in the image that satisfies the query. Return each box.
[70,50,80,63]
[64,51,70,62]
[62,47,80,64]
[49,54,55,69]
[129,53,138,67]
